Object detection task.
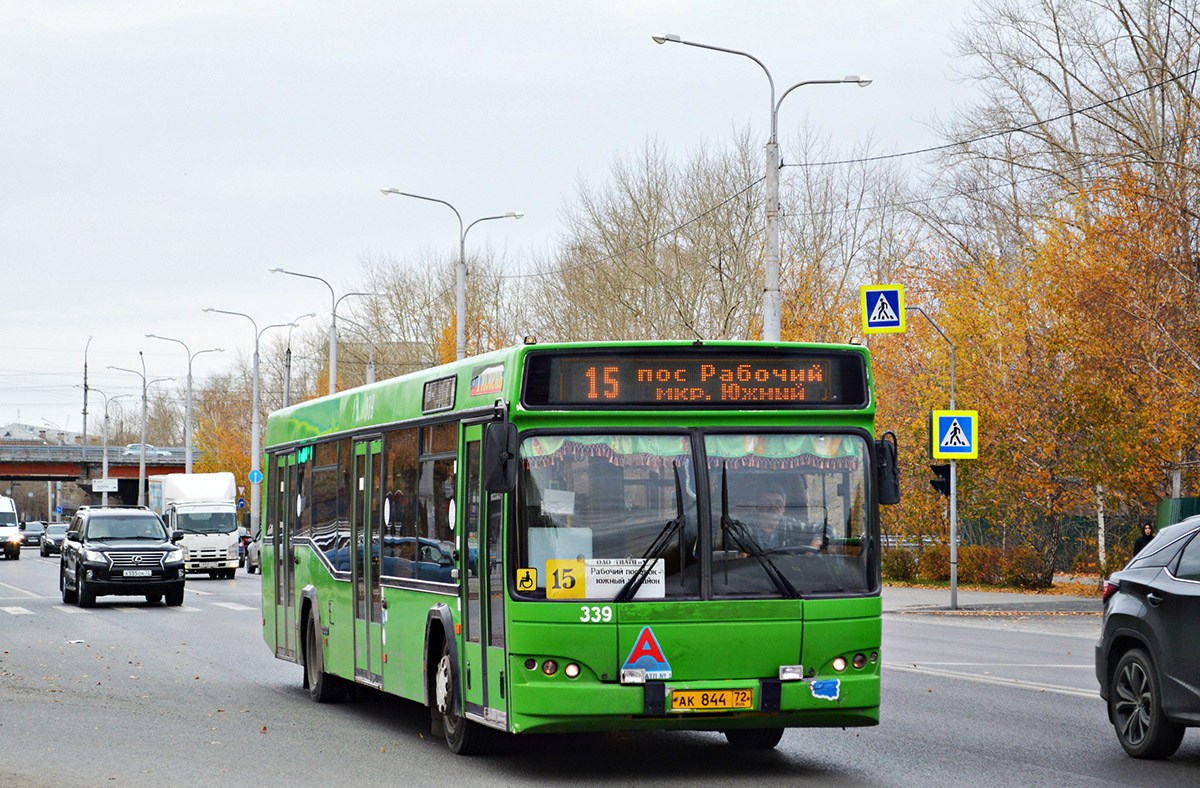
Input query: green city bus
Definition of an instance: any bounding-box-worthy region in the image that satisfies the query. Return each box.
[260,340,899,753]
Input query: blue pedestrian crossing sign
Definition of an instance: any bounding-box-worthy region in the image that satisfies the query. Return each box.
[860,285,905,334]
[930,410,979,459]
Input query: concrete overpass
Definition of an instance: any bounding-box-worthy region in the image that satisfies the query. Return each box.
[0,444,187,506]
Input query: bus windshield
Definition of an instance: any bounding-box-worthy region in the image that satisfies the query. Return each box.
[514,431,874,600]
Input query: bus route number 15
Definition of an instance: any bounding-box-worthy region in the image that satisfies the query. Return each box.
[580,605,613,623]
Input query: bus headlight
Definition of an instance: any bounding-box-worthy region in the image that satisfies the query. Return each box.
[564,663,580,679]
[831,656,848,672]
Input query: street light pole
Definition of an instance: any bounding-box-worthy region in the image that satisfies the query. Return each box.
[82,335,92,465]
[203,308,263,529]
[146,334,223,474]
[280,312,317,408]
[203,309,305,530]
[86,388,131,506]
[379,188,522,360]
[652,34,869,341]
[107,353,173,506]
[269,268,381,395]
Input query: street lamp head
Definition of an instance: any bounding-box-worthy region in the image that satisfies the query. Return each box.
[844,75,872,87]
[268,267,283,273]
[202,307,214,313]
[507,211,524,220]
[652,33,680,45]
[380,187,401,196]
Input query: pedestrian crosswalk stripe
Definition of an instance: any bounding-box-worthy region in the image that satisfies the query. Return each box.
[2,606,34,615]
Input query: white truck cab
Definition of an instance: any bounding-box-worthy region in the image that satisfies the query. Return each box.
[148,473,240,578]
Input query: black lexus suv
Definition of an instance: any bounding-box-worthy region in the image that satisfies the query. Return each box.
[60,506,187,607]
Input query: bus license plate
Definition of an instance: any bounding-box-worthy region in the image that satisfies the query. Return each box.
[671,689,753,712]
[123,569,152,577]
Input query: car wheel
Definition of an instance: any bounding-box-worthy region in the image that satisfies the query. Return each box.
[166,588,184,606]
[61,565,78,604]
[77,574,96,608]
[1110,647,1185,759]
[435,640,482,754]
[305,613,342,703]
[724,728,784,749]
[40,545,48,557]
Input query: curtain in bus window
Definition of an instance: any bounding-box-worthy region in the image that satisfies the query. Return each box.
[381,427,419,579]
[705,432,872,598]
[515,433,699,601]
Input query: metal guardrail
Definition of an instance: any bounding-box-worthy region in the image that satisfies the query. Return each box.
[0,444,187,464]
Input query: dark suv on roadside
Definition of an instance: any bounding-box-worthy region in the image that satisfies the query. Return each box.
[60,506,187,607]
[1095,516,1200,759]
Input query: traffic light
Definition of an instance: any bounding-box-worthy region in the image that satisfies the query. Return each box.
[930,463,951,497]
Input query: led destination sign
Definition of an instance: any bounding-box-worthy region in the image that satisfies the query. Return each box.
[522,349,868,409]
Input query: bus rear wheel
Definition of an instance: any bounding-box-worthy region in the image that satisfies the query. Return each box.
[434,641,482,754]
[724,727,784,750]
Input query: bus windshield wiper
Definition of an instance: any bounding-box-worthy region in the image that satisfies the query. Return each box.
[719,464,801,599]
[614,463,686,603]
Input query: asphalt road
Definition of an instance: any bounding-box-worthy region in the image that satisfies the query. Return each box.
[2,554,1197,787]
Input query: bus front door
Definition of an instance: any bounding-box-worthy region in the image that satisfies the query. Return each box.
[462,424,507,728]
[352,438,383,687]
[273,453,297,660]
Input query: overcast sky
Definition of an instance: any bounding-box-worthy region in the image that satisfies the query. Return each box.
[1,1,977,436]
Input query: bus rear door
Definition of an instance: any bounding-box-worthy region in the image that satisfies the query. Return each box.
[352,438,383,687]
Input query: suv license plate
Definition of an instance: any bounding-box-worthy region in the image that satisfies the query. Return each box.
[123,569,152,577]
[671,689,754,712]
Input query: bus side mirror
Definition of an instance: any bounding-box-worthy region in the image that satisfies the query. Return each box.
[875,432,901,506]
[483,421,518,494]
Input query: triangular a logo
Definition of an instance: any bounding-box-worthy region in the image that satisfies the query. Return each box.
[623,626,672,679]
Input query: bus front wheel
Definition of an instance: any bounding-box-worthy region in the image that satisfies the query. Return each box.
[434,641,482,754]
[305,614,341,703]
[724,727,784,750]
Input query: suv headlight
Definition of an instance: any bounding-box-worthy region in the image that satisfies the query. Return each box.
[164,550,184,566]
[82,549,108,564]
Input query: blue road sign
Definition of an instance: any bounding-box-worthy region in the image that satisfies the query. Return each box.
[931,410,979,459]
[237,497,246,510]
[248,469,263,484]
[860,285,905,334]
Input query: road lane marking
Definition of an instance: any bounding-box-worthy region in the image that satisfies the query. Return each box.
[2,606,34,615]
[212,602,256,611]
[0,580,41,598]
[885,662,1099,698]
[53,606,86,614]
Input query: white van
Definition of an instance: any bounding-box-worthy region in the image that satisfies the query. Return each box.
[0,495,20,559]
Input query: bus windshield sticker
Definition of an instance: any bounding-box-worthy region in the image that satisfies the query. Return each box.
[544,558,665,600]
[811,680,840,701]
[516,568,537,593]
[541,489,575,515]
[623,626,672,680]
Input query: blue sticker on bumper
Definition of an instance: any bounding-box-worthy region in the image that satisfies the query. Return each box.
[811,679,840,701]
